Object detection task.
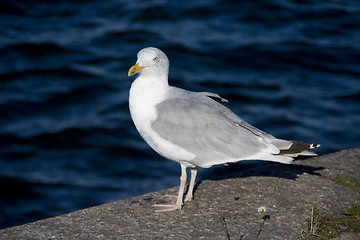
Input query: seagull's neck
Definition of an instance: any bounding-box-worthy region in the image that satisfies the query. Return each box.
[129,73,169,123]
[130,73,169,96]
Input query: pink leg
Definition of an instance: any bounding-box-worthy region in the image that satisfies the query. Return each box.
[185,167,198,202]
[153,164,187,212]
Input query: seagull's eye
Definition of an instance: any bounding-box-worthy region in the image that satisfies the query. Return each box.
[153,57,158,62]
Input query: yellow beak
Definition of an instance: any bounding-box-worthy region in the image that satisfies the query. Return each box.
[128,63,147,76]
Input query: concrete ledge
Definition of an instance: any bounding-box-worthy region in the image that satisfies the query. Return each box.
[1,148,360,239]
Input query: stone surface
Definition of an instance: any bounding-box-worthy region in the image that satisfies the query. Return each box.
[1,147,359,240]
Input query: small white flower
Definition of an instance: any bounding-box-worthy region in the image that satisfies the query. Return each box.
[257,206,267,214]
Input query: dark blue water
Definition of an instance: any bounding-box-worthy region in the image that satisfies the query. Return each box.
[1,0,359,229]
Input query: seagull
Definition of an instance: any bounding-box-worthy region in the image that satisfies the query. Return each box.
[128,47,319,212]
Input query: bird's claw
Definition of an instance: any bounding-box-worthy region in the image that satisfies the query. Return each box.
[152,203,182,212]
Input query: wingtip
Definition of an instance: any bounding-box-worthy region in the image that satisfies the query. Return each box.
[310,143,321,149]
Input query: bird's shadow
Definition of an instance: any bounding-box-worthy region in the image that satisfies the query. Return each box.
[190,159,325,195]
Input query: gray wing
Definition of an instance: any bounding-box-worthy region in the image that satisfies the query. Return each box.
[151,87,281,167]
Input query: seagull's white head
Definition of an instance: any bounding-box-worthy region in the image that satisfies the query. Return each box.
[128,47,169,78]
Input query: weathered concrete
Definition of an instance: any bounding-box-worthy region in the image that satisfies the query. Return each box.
[1,147,359,240]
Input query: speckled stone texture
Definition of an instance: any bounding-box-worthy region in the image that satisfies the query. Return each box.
[1,147,359,240]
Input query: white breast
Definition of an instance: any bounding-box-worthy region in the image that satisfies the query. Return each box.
[129,75,196,165]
